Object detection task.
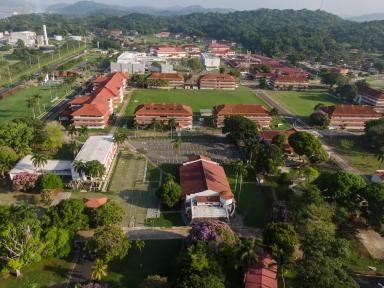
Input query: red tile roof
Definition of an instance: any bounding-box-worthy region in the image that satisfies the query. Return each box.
[71,103,108,117]
[322,105,381,117]
[180,156,233,199]
[147,73,184,81]
[274,75,308,83]
[208,43,231,49]
[245,254,277,288]
[358,86,384,100]
[195,196,221,203]
[156,46,184,53]
[259,128,297,142]
[134,103,192,116]
[83,197,108,209]
[214,104,270,116]
[69,95,92,105]
[200,73,236,82]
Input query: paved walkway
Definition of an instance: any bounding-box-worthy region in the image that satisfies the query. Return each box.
[357,229,384,260]
[123,226,191,240]
[110,89,134,135]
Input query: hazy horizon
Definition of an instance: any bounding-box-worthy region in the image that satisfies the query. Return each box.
[3,0,384,17]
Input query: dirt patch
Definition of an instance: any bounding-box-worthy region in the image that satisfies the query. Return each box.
[357,229,384,260]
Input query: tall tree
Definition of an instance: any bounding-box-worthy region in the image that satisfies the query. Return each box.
[172,137,182,162]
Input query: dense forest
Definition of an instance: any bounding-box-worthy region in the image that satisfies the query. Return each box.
[1,9,384,59]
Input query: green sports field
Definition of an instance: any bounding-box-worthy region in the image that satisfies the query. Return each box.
[126,86,270,116]
[0,84,69,124]
[266,89,342,117]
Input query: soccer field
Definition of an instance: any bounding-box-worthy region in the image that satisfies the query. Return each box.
[0,84,69,124]
[265,89,342,117]
[125,86,270,116]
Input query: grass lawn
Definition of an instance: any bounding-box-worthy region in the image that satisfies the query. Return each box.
[266,89,342,117]
[0,84,70,124]
[322,136,380,175]
[367,76,384,90]
[0,258,71,288]
[126,86,270,116]
[146,212,185,227]
[105,240,182,287]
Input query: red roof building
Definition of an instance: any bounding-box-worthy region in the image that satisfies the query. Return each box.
[322,104,381,131]
[180,156,235,223]
[245,254,277,288]
[357,86,384,113]
[67,72,127,129]
[182,44,201,54]
[199,73,236,90]
[134,103,193,129]
[259,128,297,154]
[214,104,272,128]
[146,73,185,89]
[83,197,108,209]
[154,46,187,58]
[271,75,309,90]
[207,43,235,57]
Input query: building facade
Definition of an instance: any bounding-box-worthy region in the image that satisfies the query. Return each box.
[134,103,193,129]
[356,86,384,113]
[146,73,184,89]
[270,75,309,90]
[199,73,236,90]
[322,105,381,130]
[214,104,272,128]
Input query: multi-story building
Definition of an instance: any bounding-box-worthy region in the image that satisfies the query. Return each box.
[270,75,309,90]
[67,72,127,129]
[199,73,236,90]
[321,104,381,130]
[214,104,272,128]
[356,85,384,113]
[154,46,187,58]
[182,44,201,54]
[180,156,235,223]
[207,43,235,57]
[134,103,193,129]
[146,73,184,89]
[110,51,168,74]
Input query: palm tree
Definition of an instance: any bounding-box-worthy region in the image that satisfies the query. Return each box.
[113,131,127,146]
[239,237,258,270]
[66,124,77,140]
[376,147,384,169]
[31,153,48,173]
[135,239,145,253]
[172,137,182,162]
[26,98,37,118]
[168,118,176,139]
[86,160,106,179]
[91,259,107,282]
[78,126,89,138]
[69,140,81,157]
[234,160,248,202]
[72,160,87,178]
[33,94,42,115]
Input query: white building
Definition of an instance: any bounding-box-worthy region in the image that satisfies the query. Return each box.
[71,135,117,180]
[69,35,82,41]
[54,35,63,41]
[179,156,235,223]
[9,31,37,47]
[9,155,72,180]
[201,53,221,71]
[371,170,384,184]
[110,51,169,74]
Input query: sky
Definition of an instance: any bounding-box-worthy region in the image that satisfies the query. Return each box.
[5,0,384,17]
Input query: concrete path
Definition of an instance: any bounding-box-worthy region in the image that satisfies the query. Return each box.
[110,89,134,135]
[123,226,191,240]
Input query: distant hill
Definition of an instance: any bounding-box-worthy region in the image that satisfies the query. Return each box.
[46,1,234,17]
[349,13,384,22]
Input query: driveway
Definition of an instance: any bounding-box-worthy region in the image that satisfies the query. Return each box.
[357,229,384,260]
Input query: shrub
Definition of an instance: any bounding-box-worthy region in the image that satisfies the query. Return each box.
[40,173,63,190]
[12,172,39,191]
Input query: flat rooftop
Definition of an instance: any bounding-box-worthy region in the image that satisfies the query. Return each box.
[74,135,115,165]
[10,155,72,175]
[191,205,228,220]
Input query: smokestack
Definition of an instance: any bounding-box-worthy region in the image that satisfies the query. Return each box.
[43,24,49,46]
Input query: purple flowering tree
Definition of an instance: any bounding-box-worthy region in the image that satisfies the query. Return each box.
[12,172,39,192]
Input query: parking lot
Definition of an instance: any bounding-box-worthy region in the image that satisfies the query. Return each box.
[128,133,241,165]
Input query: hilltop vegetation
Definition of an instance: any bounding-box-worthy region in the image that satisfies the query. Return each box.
[1,9,384,60]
